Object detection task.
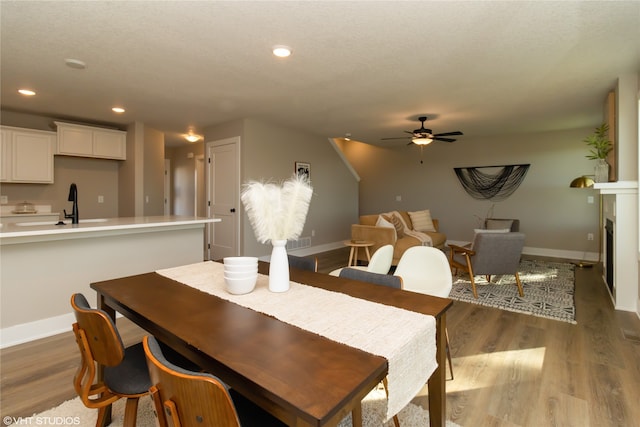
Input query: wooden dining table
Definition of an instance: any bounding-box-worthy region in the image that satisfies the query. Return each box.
[91,261,452,427]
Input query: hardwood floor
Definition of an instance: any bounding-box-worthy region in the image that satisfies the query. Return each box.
[1,250,638,427]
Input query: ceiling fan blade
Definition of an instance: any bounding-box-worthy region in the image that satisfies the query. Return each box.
[381,136,410,141]
[433,131,463,137]
[434,137,456,142]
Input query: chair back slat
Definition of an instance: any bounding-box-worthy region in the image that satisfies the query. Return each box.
[71,293,125,366]
[144,336,242,427]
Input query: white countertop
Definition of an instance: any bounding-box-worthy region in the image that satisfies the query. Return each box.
[0,215,220,243]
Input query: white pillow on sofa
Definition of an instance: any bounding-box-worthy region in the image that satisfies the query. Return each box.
[408,209,436,232]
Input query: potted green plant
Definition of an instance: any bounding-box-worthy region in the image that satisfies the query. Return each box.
[584,123,612,182]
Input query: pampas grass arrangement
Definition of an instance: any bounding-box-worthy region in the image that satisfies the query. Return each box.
[241,174,313,243]
[241,174,313,292]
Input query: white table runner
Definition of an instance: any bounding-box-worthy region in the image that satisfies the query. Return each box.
[157,261,437,419]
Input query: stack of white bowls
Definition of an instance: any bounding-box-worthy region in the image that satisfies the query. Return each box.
[223,257,258,295]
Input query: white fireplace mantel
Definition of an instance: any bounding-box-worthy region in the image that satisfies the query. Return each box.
[593,181,638,312]
[593,180,638,194]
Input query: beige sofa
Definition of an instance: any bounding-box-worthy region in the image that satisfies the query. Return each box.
[351,210,447,265]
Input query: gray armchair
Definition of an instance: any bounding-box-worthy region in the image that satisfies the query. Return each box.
[449,232,526,298]
[484,218,520,232]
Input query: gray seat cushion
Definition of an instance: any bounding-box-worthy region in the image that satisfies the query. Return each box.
[104,342,151,395]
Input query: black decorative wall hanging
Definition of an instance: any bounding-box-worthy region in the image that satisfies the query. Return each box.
[454,164,530,201]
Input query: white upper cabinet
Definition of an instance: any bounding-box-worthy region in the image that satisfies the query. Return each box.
[55,121,126,160]
[1,126,55,184]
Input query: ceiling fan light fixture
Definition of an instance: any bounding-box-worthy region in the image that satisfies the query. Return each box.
[412,137,433,145]
[184,131,201,143]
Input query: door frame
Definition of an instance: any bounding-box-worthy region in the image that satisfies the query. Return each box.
[205,136,241,259]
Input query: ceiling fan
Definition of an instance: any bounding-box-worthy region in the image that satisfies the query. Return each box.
[381,116,463,145]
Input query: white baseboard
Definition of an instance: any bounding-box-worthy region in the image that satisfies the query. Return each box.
[1,313,75,349]
[0,240,599,348]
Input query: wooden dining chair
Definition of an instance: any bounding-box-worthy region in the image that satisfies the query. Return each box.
[143,335,286,427]
[71,293,151,427]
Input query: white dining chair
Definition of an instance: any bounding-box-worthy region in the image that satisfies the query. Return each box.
[393,246,455,380]
[329,244,393,277]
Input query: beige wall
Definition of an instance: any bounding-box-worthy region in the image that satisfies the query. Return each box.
[204,118,359,257]
[342,127,600,255]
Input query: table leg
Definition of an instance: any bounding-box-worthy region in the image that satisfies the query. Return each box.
[96,293,114,427]
[348,247,355,266]
[364,246,371,262]
[428,313,446,427]
[351,402,362,427]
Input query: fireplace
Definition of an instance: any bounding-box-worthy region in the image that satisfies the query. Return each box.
[605,219,614,295]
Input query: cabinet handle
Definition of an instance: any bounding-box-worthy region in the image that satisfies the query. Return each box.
[230,208,236,213]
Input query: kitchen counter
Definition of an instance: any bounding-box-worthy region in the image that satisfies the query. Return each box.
[1,215,220,347]
[0,215,218,244]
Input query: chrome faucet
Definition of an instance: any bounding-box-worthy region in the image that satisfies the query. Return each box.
[64,183,79,224]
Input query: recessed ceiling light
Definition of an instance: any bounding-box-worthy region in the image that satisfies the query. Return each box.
[65,58,87,69]
[18,89,36,96]
[272,45,292,58]
[112,107,125,113]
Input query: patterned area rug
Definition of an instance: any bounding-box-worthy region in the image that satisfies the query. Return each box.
[29,385,462,426]
[450,259,576,324]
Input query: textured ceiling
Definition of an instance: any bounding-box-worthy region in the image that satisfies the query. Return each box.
[1,1,638,147]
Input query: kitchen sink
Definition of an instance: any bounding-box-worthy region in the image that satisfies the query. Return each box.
[15,218,108,226]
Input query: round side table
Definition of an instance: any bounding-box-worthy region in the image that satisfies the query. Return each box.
[343,240,374,267]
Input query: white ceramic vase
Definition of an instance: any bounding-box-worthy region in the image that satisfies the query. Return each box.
[594,159,609,183]
[269,239,290,292]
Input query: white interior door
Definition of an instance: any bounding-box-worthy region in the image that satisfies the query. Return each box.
[164,159,171,215]
[206,137,240,260]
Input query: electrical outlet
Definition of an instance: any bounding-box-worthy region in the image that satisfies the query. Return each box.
[396,195,402,202]
[311,230,315,237]
[587,196,594,204]
[587,233,594,241]
[0,195,7,204]
[98,195,104,203]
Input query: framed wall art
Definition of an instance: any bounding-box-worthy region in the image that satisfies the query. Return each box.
[295,161,310,180]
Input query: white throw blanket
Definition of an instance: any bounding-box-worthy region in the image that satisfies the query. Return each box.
[157,261,437,420]
[386,210,433,246]
[404,228,433,246]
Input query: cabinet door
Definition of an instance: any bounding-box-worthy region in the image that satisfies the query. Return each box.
[57,125,93,156]
[1,128,11,182]
[93,129,126,160]
[12,131,54,183]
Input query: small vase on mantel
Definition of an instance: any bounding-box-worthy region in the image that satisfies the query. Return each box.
[594,159,609,183]
[268,239,290,292]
